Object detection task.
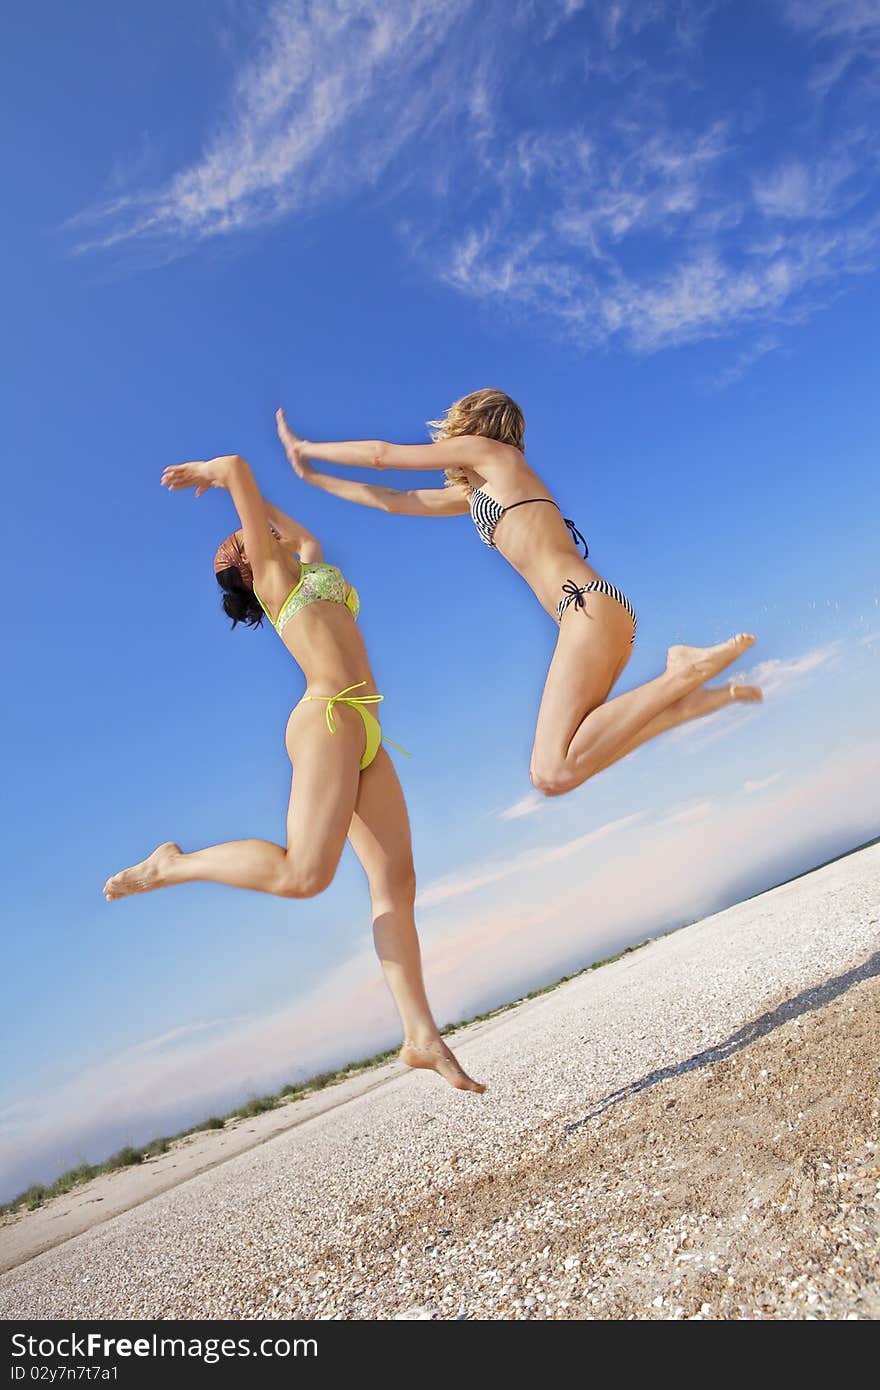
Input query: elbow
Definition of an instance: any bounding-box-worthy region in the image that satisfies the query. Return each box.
[226,454,248,479]
[372,441,390,470]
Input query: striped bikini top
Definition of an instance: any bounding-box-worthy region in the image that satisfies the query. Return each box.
[256,561,360,636]
[469,487,589,558]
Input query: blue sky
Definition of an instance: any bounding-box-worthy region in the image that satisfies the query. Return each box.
[1,0,879,1197]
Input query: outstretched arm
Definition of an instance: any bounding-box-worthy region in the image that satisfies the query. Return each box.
[276,408,516,479]
[276,410,469,518]
[305,472,469,518]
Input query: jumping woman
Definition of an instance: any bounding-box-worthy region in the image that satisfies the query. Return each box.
[102,451,484,1094]
[276,392,761,797]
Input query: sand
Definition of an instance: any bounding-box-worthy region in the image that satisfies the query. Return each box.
[1,843,878,1320]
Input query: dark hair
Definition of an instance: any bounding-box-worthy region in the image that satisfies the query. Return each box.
[215,567,264,628]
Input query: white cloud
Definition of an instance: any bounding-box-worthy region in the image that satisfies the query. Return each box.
[429,7,880,349]
[709,334,782,389]
[498,792,544,821]
[128,1018,250,1057]
[72,0,880,354]
[5,738,878,1199]
[443,211,880,351]
[743,771,785,794]
[752,155,859,220]
[659,798,714,826]
[664,640,843,757]
[782,0,880,40]
[71,0,476,254]
[746,642,841,696]
[416,812,645,908]
[780,3,880,96]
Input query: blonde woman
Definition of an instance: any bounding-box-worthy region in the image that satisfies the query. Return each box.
[276,392,761,796]
[103,451,483,1094]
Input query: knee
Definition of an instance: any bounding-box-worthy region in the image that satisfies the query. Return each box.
[275,857,334,900]
[371,861,417,912]
[397,862,417,901]
[529,759,570,798]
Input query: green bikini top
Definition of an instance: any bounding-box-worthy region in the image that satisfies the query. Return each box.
[256,561,360,635]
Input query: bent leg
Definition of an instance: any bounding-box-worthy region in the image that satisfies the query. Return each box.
[347,749,484,1094]
[530,595,755,797]
[103,701,363,901]
[587,680,763,777]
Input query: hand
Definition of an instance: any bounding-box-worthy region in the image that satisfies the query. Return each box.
[276,408,314,481]
[161,456,237,496]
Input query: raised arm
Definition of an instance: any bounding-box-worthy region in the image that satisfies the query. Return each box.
[161,455,290,589]
[262,499,323,562]
[307,434,512,474]
[276,407,517,480]
[306,472,469,517]
[275,409,469,518]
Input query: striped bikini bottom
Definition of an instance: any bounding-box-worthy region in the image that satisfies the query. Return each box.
[556,578,637,644]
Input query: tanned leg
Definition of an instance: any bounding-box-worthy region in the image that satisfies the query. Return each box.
[530,592,756,797]
[103,700,363,900]
[347,749,485,1094]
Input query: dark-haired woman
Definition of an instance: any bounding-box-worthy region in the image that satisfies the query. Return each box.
[103,452,484,1094]
[276,394,761,797]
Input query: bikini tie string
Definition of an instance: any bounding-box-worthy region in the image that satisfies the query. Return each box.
[310,681,412,758]
[560,580,587,610]
[564,517,589,558]
[320,681,383,735]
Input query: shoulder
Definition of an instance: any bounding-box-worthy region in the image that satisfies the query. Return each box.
[464,436,522,464]
[462,438,527,488]
[252,556,300,613]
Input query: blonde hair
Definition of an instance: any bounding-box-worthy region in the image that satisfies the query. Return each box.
[428,388,525,491]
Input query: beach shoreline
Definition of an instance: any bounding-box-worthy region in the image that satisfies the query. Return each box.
[2,844,878,1319]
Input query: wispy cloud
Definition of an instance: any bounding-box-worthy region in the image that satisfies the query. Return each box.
[498,792,544,821]
[746,642,841,696]
[659,798,714,826]
[127,1018,249,1058]
[783,0,880,43]
[70,0,476,254]
[783,3,880,101]
[666,640,840,753]
[752,154,861,221]
[709,334,782,389]
[440,209,880,351]
[743,771,785,794]
[416,812,644,908]
[429,6,880,351]
[5,738,879,1199]
[71,1,880,355]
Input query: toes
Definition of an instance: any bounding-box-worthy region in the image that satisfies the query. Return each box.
[730,683,763,703]
[444,1063,485,1093]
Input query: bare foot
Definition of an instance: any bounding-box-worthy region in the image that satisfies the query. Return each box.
[666,633,755,686]
[103,842,181,902]
[676,681,763,721]
[728,681,762,704]
[400,1037,486,1094]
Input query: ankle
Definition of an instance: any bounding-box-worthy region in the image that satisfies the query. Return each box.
[403,1029,442,1049]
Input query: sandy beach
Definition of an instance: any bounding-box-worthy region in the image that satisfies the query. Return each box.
[2,844,878,1321]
